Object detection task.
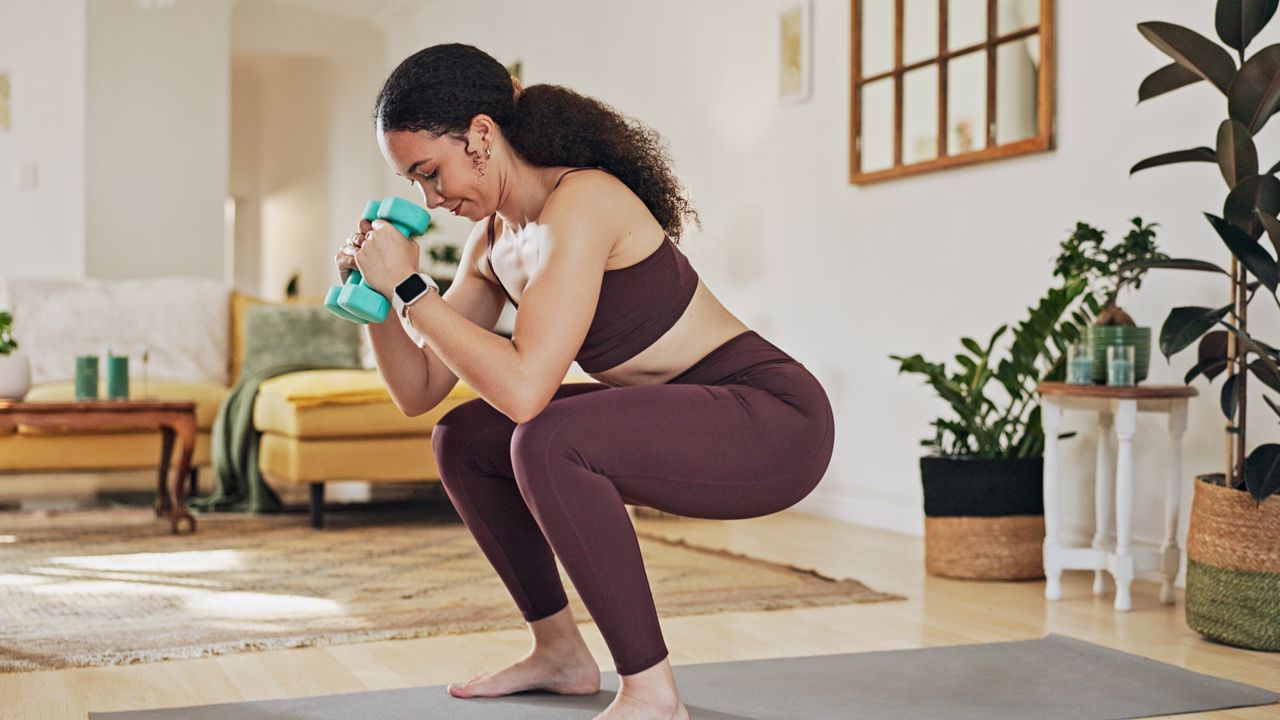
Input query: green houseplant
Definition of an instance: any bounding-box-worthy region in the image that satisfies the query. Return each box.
[425,241,461,295]
[890,275,1090,580]
[1130,0,1280,651]
[891,220,1166,580]
[0,311,16,356]
[0,310,31,401]
[1054,218,1167,383]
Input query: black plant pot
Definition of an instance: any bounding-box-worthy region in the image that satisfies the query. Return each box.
[920,455,1045,580]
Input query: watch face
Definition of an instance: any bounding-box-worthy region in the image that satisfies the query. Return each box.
[395,274,429,303]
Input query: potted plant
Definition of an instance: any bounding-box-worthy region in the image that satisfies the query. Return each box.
[891,275,1090,580]
[1130,0,1280,651]
[0,310,30,401]
[1053,218,1167,383]
[425,241,461,295]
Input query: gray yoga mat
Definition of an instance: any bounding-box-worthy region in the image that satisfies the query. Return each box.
[90,635,1278,720]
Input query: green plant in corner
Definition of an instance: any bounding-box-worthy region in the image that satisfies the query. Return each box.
[1053,217,1167,326]
[426,243,461,268]
[890,276,1089,459]
[423,241,461,294]
[0,311,17,355]
[1129,0,1280,503]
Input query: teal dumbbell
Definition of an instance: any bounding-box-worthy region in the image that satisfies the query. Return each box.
[325,197,432,323]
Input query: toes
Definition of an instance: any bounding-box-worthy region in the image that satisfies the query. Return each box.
[448,682,479,699]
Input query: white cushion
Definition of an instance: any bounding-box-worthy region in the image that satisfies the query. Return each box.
[0,276,231,386]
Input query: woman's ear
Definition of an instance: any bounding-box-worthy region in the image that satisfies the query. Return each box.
[466,115,496,158]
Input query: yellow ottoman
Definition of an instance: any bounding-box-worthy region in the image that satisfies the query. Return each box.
[252,369,480,527]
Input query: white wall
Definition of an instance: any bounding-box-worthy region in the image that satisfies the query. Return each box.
[231,0,389,300]
[231,55,333,299]
[382,1,1280,584]
[85,0,232,280]
[0,0,86,278]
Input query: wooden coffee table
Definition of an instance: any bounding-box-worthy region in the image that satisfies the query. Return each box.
[0,399,199,534]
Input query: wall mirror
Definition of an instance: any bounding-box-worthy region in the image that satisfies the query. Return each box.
[851,0,1054,184]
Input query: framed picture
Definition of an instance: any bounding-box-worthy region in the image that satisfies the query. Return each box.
[0,72,10,131]
[780,0,813,104]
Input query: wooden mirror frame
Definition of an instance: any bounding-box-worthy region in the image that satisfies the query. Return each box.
[849,0,1056,184]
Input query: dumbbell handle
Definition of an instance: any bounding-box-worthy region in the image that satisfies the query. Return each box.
[362,198,430,239]
[325,197,432,324]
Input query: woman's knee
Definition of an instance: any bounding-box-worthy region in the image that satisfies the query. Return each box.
[509,404,582,492]
[431,397,512,469]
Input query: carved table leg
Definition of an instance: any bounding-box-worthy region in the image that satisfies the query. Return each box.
[155,426,176,518]
[163,412,198,534]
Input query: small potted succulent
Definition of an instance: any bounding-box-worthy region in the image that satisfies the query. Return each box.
[1053,218,1167,383]
[1130,0,1280,651]
[0,310,30,401]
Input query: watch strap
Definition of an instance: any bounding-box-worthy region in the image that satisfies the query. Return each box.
[391,272,439,319]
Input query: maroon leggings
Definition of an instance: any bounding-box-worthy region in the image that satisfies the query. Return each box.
[431,331,834,676]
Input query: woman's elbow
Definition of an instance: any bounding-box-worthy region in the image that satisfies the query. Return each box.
[508,395,551,425]
[392,394,434,418]
[398,403,427,418]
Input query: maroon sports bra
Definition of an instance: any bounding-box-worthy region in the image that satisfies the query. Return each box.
[486,168,699,373]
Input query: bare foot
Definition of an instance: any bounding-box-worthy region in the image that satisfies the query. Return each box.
[593,658,689,719]
[448,642,601,699]
[594,691,690,719]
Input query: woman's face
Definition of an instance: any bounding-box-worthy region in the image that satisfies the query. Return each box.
[377,125,488,221]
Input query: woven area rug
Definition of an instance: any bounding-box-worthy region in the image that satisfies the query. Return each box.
[0,503,901,672]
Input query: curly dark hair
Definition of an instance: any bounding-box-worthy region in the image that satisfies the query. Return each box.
[373,43,699,242]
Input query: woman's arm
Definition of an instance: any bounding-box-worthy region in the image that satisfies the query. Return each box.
[392,173,615,423]
[361,219,506,416]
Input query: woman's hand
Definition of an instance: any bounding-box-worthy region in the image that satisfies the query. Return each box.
[354,219,420,296]
[334,218,376,284]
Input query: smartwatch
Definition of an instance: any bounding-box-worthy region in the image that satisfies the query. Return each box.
[392,272,439,319]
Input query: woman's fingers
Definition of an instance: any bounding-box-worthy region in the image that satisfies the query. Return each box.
[336,232,364,281]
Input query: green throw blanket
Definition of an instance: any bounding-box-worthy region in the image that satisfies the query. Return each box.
[187,304,363,514]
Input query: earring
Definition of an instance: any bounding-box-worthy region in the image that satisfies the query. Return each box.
[486,146,492,158]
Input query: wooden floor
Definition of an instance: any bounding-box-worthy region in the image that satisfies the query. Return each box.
[2,510,1278,719]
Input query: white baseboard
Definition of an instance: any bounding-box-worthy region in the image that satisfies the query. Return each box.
[792,490,923,537]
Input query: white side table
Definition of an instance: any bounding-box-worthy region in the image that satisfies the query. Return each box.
[1036,382,1198,612]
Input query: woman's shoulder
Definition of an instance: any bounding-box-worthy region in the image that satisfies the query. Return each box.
[546,166,644,220]
[553,166,619,190]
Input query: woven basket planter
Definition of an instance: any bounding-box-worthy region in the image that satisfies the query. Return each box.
[1185,475,1280,652]
[920,456,1045,581]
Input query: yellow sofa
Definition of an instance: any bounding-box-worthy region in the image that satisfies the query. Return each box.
[252,368,480,527]
[0,280,602,527]
[0,285,499,526]
[0,380,227,474]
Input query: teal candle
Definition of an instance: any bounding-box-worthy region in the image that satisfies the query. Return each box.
[106,354,129,400]
[75,355,99,401]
